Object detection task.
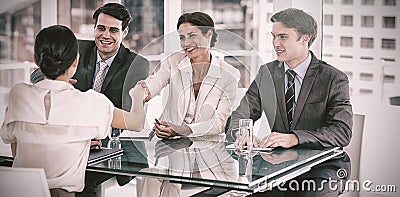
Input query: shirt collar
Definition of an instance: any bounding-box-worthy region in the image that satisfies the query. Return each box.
[96,51,117,66]
[284,52,311,79]
[35,79,75,91]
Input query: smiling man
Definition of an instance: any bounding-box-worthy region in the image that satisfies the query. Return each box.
[31,3,148,111]
[226,8,353,196]
[73,3,149,111]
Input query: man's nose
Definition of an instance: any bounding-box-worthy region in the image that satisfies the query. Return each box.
[103,29,111,37]
[272,37,280,47]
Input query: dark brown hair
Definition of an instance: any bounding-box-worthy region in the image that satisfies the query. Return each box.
[177,12,219,47]
[34,25,78,80]
[271,8,317,48]
[93,3,131,31]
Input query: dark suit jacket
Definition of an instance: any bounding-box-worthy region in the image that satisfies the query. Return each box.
[226,51,353,178]
[74,40,149,110]
[30,40,149,111]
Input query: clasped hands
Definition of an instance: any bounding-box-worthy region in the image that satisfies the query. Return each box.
[235,131,299,149]
[154,120,192,139]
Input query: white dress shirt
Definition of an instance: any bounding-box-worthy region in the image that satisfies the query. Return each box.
[284,52,312,113]
[0,79,114,192]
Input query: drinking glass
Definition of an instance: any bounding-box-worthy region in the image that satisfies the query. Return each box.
[107,138,121,149]
[239,119,253,151]
[108,156,121,169]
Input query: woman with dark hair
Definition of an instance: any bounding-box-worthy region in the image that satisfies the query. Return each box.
[0,25,145,196]
[141,11,240,139]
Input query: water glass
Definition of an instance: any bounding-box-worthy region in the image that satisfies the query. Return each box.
[108,156,121,169]
[239,119,253,151]
[107,139,121,149]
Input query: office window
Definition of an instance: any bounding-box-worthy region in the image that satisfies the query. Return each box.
[360,89,373,95]
[342,0,353,4]
[382,57,396,62]
[361,16,374,27]
[383,16,396,28]
[324,34,333,46]
[384,75,395,83]
[341,36,353,47]
[324,0,334,4]
[383,0,396,5]
[0,2,41,62]
[340,55,353,58]
[324,15,333,25]
[360,73,374,81]
[360,37,374,48]
[341,15,353,26]
[361,0,374,5]
[360,56,374,60]
[382,39,396,50]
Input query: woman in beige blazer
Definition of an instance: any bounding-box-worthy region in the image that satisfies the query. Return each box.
[141,12,240,138]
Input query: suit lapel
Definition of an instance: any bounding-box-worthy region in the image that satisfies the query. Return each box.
[86,47,97,88]
[274,62,290,131]
[178,57,192,122]
[195,61,220,111]
[291,58,320,129]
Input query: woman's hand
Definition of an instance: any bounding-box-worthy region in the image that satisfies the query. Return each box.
[129,84,146,102]
[155,121,192,139]
[136,80,151,102]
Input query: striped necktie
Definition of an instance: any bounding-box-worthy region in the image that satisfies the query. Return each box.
[285,69,296,128]
[93,61,108,92]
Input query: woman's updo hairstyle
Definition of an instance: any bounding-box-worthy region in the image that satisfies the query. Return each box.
[177,12,219,47]
[34,25,78,80]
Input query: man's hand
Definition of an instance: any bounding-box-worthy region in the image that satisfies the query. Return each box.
[69,79,77,85]
[90,138,102,149]
[261,132,299,148]
[234,131,261,150]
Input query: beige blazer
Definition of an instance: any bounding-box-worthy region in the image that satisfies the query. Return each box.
[146,52,240,136]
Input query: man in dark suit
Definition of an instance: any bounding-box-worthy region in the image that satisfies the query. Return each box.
[31,4,148,111]
[226,8,353,196]
[30,3,149,197]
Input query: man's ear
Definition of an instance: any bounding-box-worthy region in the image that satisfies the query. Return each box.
[302,34,310,43]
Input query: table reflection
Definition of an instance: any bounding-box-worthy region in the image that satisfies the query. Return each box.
[87,135,348,194]
[136,135,237,196]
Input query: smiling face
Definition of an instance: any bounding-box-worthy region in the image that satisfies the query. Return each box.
[271,22,309,68]
[178,22,212,63]
[94,13,128,60]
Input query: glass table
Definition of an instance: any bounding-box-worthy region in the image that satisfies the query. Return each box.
[86,135,344,194]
